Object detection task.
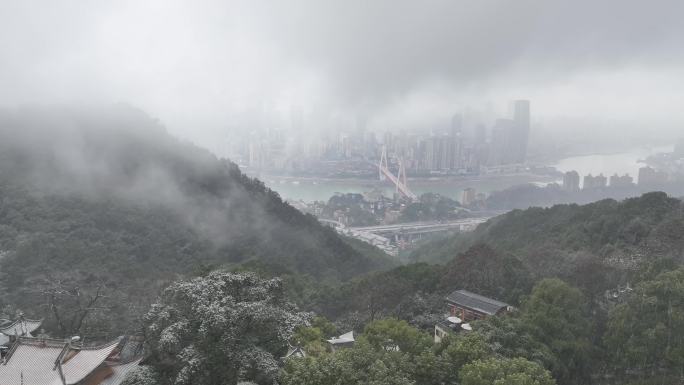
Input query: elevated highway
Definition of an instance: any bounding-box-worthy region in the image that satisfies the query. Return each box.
[350,217,491,236]
[319,213,503,256]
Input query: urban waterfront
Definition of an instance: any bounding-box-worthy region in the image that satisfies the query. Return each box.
[259,173,553,202]
[263,146,674,202]
[552,145,673,186]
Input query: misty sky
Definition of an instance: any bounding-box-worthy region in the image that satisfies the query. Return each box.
[1,0,683,152]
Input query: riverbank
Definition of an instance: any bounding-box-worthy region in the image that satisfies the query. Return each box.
[258,172,557,202]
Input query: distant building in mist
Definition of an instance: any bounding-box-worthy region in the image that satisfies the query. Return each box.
[609,173,634,187]
[563,171,580,191]
[461,187,476,206]
[583,174,607,190]
[451,113,463,136]
[488,118,515,165]
[474,124,487,145]
[420,133,465,172]
[511,100,530,163]
[638,166,668,186]
[486,100,530,166]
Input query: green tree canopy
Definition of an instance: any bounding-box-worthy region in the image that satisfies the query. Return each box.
[522,279,591,385]
[362,318,432,356]
[605,267,684,379]
[142,271,310,385]
[459,357,555,385]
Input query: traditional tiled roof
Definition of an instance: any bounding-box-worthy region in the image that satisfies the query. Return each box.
[0,338,66,385]
[0,318,43,337]
[445,290,510,316]
[326,331,354,345]
[62,340,120,384]
[0,337,123,385]
[99,359,142,385]
[283,346,306,359]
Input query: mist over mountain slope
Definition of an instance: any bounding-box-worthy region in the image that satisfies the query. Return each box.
[0,105,393,334]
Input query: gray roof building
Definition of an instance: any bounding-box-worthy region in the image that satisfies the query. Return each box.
[446,290,511,317]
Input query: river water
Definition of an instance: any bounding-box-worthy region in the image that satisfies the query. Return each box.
[551,145,673,183]
[262,174,556,202]
[262,146,673,202]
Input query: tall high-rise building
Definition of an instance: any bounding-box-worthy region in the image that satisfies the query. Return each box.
[474,124,487,145]
[583,174,607,190]
[638,166,668,186]
[511,100,530,163]
[488,119,515,165]
[450,133,464,170]
[451,113,463,137]
[563,171,580,191]
[609,173,634,187]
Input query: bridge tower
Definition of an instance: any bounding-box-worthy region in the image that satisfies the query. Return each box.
[378,146,417,201]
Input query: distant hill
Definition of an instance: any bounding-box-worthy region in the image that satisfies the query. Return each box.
[0,105,394,336]
[411,192,684,277]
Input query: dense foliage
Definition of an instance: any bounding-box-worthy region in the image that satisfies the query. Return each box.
[141,272,309,385]
[3,106,684,384]
[0,105,394,337]
[302,245,532,331]
[400,193,464,222]
[605,267,684,380]
[281,315,555,385]
[412,192,684,275]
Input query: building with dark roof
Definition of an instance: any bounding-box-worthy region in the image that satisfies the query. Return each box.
[445,289,513,321]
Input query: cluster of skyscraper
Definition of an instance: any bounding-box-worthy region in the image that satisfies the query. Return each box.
[375,100,532,175]
[236,100,531,176]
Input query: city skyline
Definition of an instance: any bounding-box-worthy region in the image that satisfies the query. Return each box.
[237,99,533,175]
[1,1,683,154]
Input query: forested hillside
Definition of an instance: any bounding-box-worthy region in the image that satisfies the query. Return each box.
[267,194,684,385]
[412,192,684,276]
[0,105,394,337]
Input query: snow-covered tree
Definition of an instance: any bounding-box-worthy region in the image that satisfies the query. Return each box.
[142,271,310,385]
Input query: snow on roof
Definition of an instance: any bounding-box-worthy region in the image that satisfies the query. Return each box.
[446,290,510,316]
[61,340,120,384]
[326,331,355,345]
[0,337,122,385]
[0,338,66,385]
[99,359,142,385]
[0,318,43,337]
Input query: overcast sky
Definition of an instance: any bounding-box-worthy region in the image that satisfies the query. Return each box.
[1,0,683,150]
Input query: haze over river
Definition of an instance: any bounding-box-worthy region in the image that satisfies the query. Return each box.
[261,146,673,202]
[262,173,555,202]
[552,145,673,186]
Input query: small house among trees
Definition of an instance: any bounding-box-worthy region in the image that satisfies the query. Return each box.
[446,289,513,321]
[435,290,513,342]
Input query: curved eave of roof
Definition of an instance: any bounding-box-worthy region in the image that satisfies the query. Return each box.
[100,358,143,385]
[77,337,123,351]
[0,319,44,336]
[61,338,123,385]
